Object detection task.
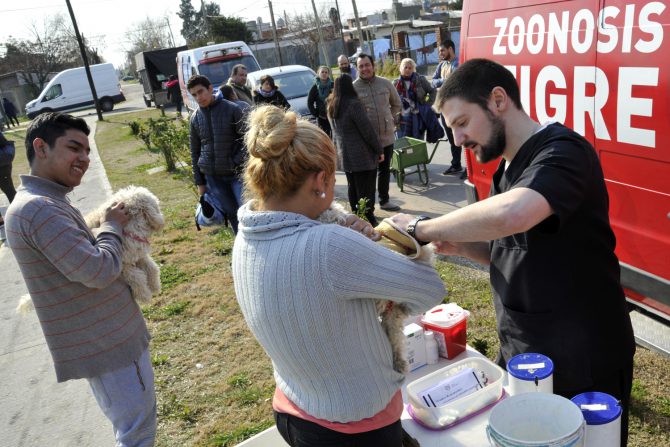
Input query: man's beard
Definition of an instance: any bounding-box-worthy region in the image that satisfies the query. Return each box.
[340,66,351,74]
[468,113,506,164]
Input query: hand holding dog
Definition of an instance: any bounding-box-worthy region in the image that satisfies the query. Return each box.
[344,214,381,241]
[105,202,129,228]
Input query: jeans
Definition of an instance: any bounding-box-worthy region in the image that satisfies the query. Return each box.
[87,348,156,447]
[441,116,462,169]
[274,411,403,447]
[377,144,394,204]
[205,174,243,233]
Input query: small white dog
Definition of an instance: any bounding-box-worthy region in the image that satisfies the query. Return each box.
[317,202,435,374]
[17,185,164,313]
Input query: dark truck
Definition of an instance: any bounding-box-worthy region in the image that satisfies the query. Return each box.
[135,46,187,108]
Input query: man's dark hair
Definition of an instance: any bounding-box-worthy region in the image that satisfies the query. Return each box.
[25,113,89,165]
[441,39,455,51]
[220,84,238,101]
[434,58,523,113]
[187,74,211,90]
[231,64,247,76]
[356,53,374,67]
[327,74,358,119]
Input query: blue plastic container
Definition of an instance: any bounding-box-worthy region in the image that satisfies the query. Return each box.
[506,353,554,395]
[571,392,621,446]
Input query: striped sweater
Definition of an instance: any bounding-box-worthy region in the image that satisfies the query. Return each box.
[232,201,447,422]
[5,175,150,382]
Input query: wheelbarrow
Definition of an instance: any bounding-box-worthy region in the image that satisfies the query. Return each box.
[391,137,449,192]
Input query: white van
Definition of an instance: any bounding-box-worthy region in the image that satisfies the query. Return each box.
[177,41,261,111]
[25,63,125,118]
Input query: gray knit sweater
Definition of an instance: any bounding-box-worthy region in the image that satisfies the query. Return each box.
[232,201,447,422]
[5,175,150,382]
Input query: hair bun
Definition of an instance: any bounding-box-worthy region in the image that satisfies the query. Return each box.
[246,105,298,161]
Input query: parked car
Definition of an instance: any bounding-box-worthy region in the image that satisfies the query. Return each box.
[246,65,316,118]
[121,75,135,81]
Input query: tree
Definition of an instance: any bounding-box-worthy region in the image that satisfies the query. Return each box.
[124,16,173,73]
[0,14,102,96]
[208,16,253,44]
[177,0,198,42]
[178,0,252,46]
[285,8,334,68]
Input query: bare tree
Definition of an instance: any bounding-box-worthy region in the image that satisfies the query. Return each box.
[285,7,334,68]
[124,16,173,72]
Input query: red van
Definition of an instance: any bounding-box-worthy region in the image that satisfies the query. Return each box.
[459,1,670,337]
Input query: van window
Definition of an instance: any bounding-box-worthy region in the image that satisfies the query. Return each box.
[43,84,63,101]
[197,55,260,86]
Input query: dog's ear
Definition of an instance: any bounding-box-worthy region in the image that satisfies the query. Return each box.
[143,202,165,232]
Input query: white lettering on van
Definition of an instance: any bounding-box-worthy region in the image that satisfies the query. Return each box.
[597,6,620,53]
[494,2,664,55]
[494,18,508,55]
[535,66,567,124]
[573,67,610,140]
[618,67,658,147]
[572,9,595,54]
[636,2,666,53]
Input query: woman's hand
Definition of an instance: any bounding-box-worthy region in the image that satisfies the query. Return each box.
[344,214,381,241]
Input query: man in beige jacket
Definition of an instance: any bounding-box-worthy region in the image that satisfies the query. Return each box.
[353,54,402,211]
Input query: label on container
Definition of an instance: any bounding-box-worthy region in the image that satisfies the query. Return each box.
[517,362,545,370]
[417,367,483,407]
[580,404,609,411]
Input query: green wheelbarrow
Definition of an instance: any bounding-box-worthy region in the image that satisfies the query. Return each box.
[391,137,448,192]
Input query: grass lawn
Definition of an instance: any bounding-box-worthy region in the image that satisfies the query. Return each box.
[5,112,668,446]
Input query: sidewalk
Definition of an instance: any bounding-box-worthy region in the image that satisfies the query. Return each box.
[0,117,115,446]
[0,125,467,445]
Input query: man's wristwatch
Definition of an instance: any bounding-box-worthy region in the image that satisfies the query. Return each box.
[406,216,431,246]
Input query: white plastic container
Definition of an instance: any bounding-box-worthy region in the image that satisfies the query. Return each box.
[571,392,621,447]
[487,393,585,447]
[406,357,505,429]
[506,353,554,395]
[424,331,439,365]
[403,323,427,372]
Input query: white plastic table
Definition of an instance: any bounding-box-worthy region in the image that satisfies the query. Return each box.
[237,346,504,447]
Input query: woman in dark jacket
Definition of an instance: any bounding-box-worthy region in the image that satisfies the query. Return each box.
[307,66,334,137]
[393,58,435,139]
[327,74,383,225]
[252,75,290,109]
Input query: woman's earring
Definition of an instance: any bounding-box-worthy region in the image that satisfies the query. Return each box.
[320,191,326,199]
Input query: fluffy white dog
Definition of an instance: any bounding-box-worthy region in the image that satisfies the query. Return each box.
[317,202,435,374]
[17,185,164,313]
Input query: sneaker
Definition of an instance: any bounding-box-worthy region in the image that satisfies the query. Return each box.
[0,224,5,242]
[460,170,468,180]
[443,166,464,175]
[379,200,401,211]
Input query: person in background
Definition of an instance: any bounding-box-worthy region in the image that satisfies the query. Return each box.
[328,74,383,226]
[393,58,435,139]
[227,64,253,105]
[0,129,17,242]
[5,113,156,446]
[432,40,466,178]
[233,104,446,447]
[3,98,20,127]
[393,58,635,446]
[253,75,290,110]
[307,65,334,137]
[337,54,357,79]
[188,75,246,234]
[165,75,183,114]
[353,54,402,212]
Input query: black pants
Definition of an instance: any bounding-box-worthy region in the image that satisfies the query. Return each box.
[274,411,403,447]
[317,117,331,138]
[441,115,462,169]
[345,169,378,226]
[6,114,20,127]
[0,163,16,203]
[377,144,394,204]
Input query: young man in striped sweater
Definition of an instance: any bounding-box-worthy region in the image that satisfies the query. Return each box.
[5,113,156,447]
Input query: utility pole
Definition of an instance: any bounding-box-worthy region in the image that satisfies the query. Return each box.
[268,0,283,65]
[351,0,366,55]
[166,17,176,47]
[311,0,330,67]
[65,0,103,121]
[334,0,346,55]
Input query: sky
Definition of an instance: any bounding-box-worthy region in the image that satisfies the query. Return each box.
[0,0,396,68]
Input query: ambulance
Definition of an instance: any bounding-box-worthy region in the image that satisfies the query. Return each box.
[176,41,261,111]
[459,0,670,350]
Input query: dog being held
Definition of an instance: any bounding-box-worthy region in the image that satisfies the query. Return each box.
[317,202,435,374]
[16,185,164,314]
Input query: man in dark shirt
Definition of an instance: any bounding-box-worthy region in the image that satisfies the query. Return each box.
[393,58,635,446]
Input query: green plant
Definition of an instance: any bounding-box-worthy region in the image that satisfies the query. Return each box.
[152,353,169,366]
[354,198,370,222]
[379,58,400,79]
[128,119,142,136]
[160,393,196,423]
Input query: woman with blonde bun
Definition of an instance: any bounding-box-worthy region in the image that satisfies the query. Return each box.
[232,105,446,447]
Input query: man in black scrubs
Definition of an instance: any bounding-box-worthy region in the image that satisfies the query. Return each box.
[393,58,635,446]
